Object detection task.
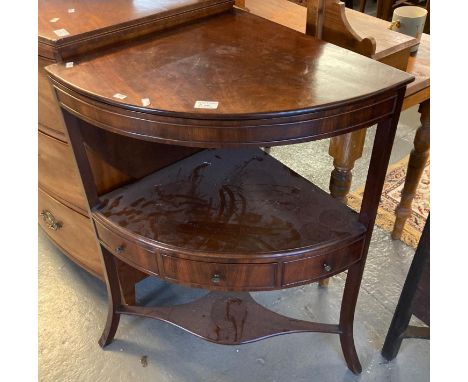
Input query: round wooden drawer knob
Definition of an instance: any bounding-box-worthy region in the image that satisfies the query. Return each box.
[115,245,125,254]
[211,274,221,283]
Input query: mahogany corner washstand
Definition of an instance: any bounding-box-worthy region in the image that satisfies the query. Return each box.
[46,9,413,374]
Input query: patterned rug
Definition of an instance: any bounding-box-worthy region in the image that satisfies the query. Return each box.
[347,155,430,248]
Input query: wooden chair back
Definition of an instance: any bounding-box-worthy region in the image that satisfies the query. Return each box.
[306,0,376,57]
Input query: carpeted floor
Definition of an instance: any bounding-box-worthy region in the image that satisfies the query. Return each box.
[347,155,430,248]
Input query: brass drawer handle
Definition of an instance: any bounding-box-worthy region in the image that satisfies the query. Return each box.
[40,210,62,231]
[323,263,332,273]
[115,245,125,254]
[211,274,221,284]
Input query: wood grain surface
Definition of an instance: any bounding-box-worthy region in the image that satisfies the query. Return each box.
[404,33,430,99]
[96,148,366,256]
[246,0,426,96]
[46,10,412,118]
[246,0,416,60]
[48,4,410,372]
[39,57,66,139]
[38,131,88,214]
[39,188,103,277]
[39,0,234,59]
[118,291,341,344]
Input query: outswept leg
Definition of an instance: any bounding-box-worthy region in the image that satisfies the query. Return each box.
[339,262,364,374]
[340,331,362,374]
[98,245,123,348]
[99,305,121,348]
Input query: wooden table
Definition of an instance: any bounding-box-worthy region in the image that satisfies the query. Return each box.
[392,33,429,239]
[46,7,412,374]
[248,0,430,241]
[249,0,417,69]
[328,18,430,241]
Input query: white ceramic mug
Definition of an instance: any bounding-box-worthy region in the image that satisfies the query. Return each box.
[389,6,427,53]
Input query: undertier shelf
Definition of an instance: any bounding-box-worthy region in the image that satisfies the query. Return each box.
[94,148,365,258]
[114,291,341,345]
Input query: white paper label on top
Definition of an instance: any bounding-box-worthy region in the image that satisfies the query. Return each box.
[194,101,219,109]
[68,8,75,13]
[49,18,60,23]
[54,28,70,37]
[65,62,74,68]
[141,98,151,107]
[113,93,127,100]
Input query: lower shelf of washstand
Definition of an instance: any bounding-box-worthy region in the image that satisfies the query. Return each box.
[116,291,342,345]
[93,148,366,291]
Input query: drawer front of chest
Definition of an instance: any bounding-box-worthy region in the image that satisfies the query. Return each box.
[162,255,277,291]
[39,131,88,213]
[39,57,66,138]
[37,57,66,140]
[281,240,364,287]
[39,189,103,277]
[94,220,159,276]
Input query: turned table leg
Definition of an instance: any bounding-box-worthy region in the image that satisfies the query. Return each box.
[328,129,367,202]
[319,129,367,287]
[392,100,430,240]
